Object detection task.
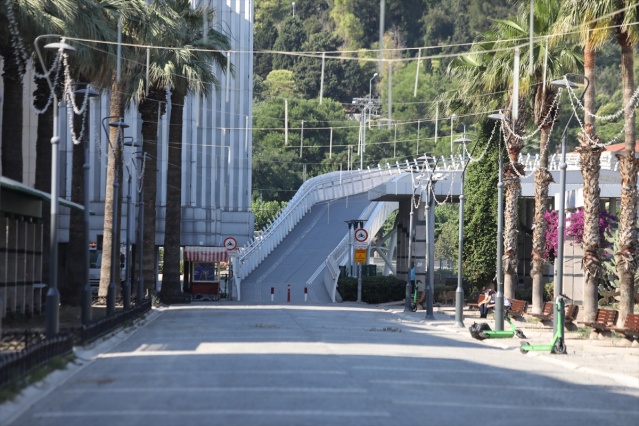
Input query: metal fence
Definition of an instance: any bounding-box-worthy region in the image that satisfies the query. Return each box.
[0,298,152,390]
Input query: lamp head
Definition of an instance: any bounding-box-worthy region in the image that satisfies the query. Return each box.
[488,111,509,122]
[73,85,99,98]
[550,77,578,89]
[44,41,76,54]
[109,120,129,129]
[453,136,472,145]
[123,138,140,147]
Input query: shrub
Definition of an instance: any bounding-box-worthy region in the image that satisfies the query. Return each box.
[338,275,406,304]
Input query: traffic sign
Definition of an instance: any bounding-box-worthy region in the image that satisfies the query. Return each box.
[354,248,367,264]
[354,228,368,243]
[223,237,237,251]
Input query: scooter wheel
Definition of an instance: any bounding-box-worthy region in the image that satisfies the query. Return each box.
[553,340,567,354]
[411,304,417,312]
[520,341,529,354]
[515,330,527,339]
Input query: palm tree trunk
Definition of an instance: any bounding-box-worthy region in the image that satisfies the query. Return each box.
[579,41,602,323]
[34,72,53,295]
[530,87,558,314]
[139,87,166,297]
[1,46,23,182]
[615,32,639,324]
[160,91,184,302]
[98,80,126,299]
[64,91,90,306]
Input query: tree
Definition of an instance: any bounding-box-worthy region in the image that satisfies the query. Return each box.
[272,15,305,70]
[159,0,230,303]
[556,0,615,322]
[613,2,639,324]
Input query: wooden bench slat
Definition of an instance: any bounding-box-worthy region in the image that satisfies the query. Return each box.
[580,308,618,331]
[608,313,639,338]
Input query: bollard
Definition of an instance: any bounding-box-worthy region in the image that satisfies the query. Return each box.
[271,287,274,302]
[287,284,291,303]
[304,287,308,302]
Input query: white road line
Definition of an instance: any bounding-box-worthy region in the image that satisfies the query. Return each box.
[392,400,639,416]
[64,386,367,394]
[35,409,390,418]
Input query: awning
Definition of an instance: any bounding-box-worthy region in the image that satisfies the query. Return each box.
[183,246,228,262]
[1,176,88,212]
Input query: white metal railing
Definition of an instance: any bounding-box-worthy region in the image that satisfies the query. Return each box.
[235,166,404,283]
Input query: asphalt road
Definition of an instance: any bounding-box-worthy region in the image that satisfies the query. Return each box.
[4,303,639,426]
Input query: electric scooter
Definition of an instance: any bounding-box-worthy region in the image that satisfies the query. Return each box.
[410,280,421,312]
[482,307,527,339]
[519,294,569,354]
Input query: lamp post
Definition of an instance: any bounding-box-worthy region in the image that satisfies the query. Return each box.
[549,74,589,331]
[368,72,378,130]
[122,137,140,310]
[135,152,148,305]
[101,116,129,315]
[73,84,99,326]
[424,165,440,320]
[292,2,295,17]
[405,166,417,312]
[450,113,458,155]
[453,126,473,327]
[34,35,76,338]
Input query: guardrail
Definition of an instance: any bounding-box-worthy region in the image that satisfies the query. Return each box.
[232,165,405,300]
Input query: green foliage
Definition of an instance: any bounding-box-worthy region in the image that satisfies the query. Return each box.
[253,198,288,231]
[338,275,406,304]
[544,282,554,302]
[461,119,501,287]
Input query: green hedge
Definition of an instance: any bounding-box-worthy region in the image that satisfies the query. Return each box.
[338,275,407,304]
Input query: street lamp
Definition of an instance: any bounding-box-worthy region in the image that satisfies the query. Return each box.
[34,35,76,338]
[405,165,418,312]
[135,151,149,305]
[122,137,140,310]
[73,84,99,326]
[453,127,473,327]
[101,116,129,315]
[292,2,295,17]
[549,74,589,332]
[488,111,508,331]
[423,161,442,320]
[450,113,458,155]
[368,73,378,130]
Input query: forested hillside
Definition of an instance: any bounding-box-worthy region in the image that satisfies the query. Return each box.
[251,0,635,202]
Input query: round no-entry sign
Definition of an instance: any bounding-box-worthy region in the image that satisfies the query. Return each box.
[224,237,237,251]
[354,228,368,243]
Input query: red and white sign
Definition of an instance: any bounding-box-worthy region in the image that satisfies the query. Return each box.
[224,237,238,251]
[183,246,227,262]
[354,228,368,243]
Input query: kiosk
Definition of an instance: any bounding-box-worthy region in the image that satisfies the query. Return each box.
[183,246,228,301]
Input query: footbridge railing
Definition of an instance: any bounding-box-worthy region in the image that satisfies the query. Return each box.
[232,165,404,299]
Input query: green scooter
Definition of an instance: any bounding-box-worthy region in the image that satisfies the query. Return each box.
[520,294,568,355]
[482,308,527,339]
[469,304,526,340]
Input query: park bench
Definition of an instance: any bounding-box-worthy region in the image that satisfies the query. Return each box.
[507,298,528,318]
[529,302,579,324]
[466,293,487,310]
[607,313,639,339]
[580,308,618,332]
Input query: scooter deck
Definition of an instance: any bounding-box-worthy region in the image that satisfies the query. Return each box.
[483,331,515,339]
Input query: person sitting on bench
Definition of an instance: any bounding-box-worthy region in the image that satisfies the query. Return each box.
[479,290,511,318]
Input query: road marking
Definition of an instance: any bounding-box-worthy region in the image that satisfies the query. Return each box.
[64,386,367,394]
[35,409,390,418]
[392,400,639,416]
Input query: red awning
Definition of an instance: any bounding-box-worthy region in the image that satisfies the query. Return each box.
[183,246,228,263]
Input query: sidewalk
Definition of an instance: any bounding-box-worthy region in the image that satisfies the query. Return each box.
[385,302,639,389]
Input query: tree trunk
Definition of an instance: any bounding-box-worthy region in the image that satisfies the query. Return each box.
[578,41,602,323]
[160,91,185,302]
[62,92,88,306]
[615,32,638,324]
[34,72,53,293]
[98,80,126,299]
[139,86,166,297]
[530,87,557,314]
[1,46,23,181]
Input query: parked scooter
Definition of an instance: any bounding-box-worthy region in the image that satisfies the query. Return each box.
[520,294,570,354]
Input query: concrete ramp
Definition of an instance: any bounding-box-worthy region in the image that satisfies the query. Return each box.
[240,194,371,303]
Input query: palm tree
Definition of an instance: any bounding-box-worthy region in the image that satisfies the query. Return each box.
[158,0,230,303]
[555,0,623,322]
[612,3,639,324]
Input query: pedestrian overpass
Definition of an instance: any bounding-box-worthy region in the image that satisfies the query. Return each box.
[232,152,624,304]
